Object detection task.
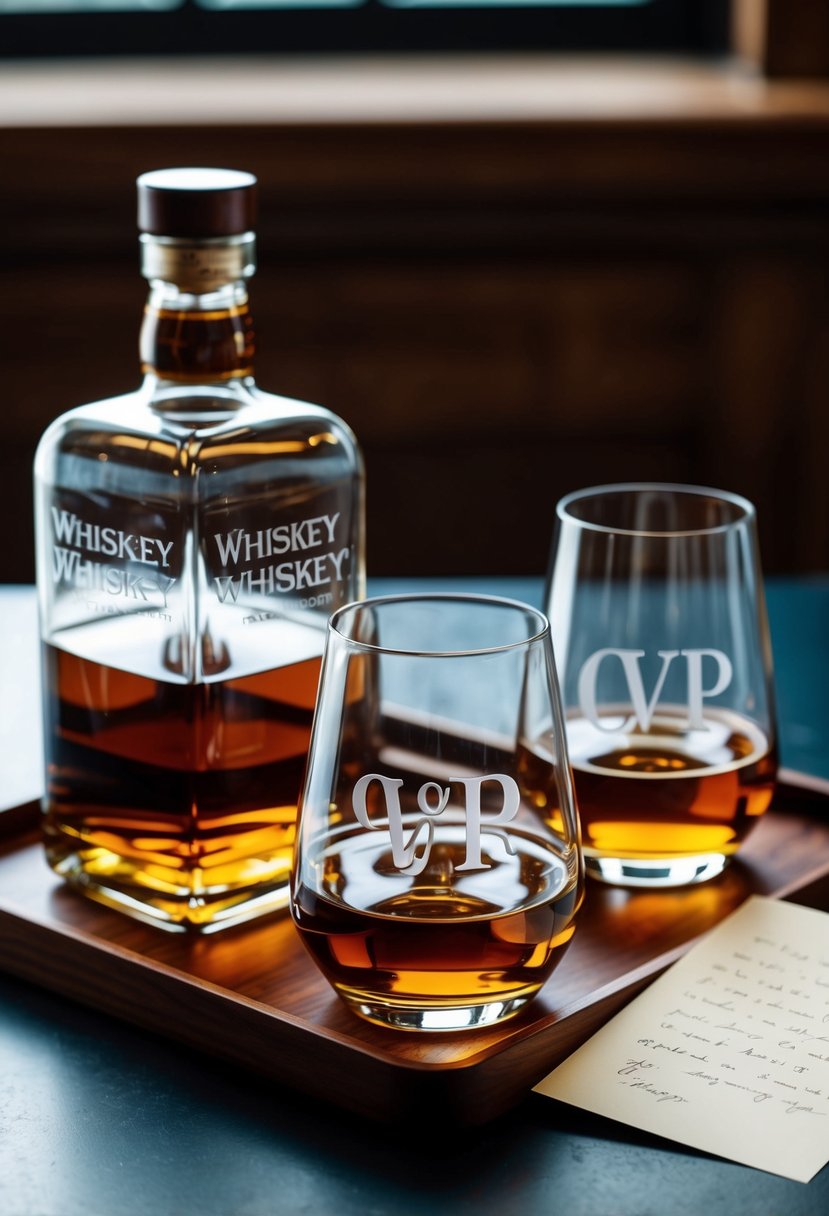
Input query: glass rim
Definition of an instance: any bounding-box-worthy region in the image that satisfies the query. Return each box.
[328,592,550,658]
[556,482,756,538]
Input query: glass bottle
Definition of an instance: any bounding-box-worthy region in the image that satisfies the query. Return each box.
[34,167,365,931]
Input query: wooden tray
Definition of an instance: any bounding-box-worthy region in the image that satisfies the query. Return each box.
[2,770,828,1126]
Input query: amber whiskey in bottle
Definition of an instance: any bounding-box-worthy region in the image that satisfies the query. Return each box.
[34,168,365,931]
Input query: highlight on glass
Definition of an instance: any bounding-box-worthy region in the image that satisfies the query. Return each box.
[290,593,584,1031]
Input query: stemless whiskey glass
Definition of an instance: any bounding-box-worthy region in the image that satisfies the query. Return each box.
[291,594,584,1032]
[547,484,778,888]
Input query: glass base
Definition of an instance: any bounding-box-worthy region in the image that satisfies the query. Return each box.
[51,857,291,933]
[345,995,533,1033]
[585,853,729,889]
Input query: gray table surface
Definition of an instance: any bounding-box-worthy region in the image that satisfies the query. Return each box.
[2,576,828,1216]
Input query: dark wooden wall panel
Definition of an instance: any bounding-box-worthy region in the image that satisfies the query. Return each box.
[2,112,828,581]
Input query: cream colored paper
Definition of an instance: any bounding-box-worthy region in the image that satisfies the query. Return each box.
[534,896,829,1183]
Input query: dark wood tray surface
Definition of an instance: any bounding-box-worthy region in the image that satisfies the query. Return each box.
[2,770,828,1125]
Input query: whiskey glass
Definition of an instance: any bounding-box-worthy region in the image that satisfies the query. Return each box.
[291,594,584,1031]
[546,484,778,888]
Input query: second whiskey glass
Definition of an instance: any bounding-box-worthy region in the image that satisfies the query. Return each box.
[291,594,584,1031]
[546,483,778,888]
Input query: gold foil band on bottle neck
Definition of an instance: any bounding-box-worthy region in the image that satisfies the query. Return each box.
[140,234,256,292]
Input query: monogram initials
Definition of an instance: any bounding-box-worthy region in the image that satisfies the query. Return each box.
[577,648,733,733]
[351,773,520,876]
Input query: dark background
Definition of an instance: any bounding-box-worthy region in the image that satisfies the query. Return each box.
[2,1,828,584]
[1,0,727,59]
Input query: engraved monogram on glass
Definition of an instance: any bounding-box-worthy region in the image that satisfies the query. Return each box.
[577,648,733,733]
[351,773,521,875]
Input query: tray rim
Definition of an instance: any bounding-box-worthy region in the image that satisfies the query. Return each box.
[2,768,828,1118]
[3,768,828,1073]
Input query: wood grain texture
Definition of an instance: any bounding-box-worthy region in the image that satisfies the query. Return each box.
[1,776,827,1125]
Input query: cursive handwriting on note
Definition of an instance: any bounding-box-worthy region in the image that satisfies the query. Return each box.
[534,897,829,1182]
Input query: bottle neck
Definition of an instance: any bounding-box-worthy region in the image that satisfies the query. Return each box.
[138,233,256,385]
[140,280,255,384]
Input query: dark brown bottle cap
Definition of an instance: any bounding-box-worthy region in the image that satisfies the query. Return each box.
[137,167,257,238]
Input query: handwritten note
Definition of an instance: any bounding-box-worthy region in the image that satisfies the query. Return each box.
[534,896,829,1182]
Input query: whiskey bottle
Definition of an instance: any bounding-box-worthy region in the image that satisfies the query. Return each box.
[34,167,365,931]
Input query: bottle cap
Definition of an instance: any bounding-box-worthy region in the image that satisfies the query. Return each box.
[137,168,257,238]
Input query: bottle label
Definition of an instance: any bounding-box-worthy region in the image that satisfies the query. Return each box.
[210,510,352,616]
[48,506,177,616]
[46,494,355,619]
[141,242,250,292]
